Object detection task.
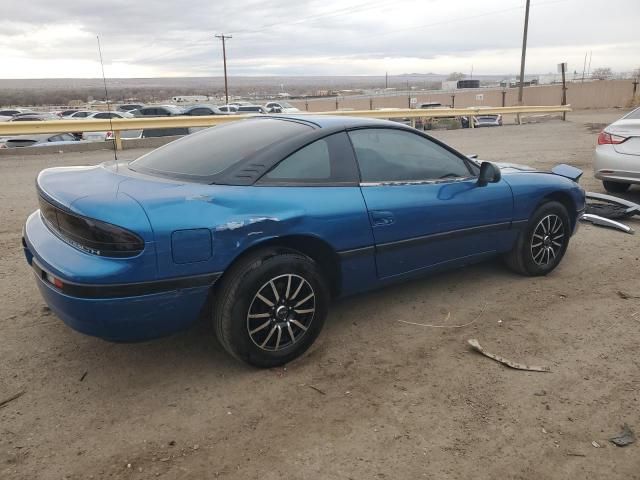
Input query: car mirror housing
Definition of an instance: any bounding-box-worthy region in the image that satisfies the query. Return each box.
[478,161,502,186]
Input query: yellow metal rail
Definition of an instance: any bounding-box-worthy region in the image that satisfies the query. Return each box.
[0,105,571,150]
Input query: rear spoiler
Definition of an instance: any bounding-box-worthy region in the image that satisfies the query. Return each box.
[551,164,583,182]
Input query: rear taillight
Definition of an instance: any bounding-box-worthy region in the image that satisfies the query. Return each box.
[39,195,144,257]
[597,131,628,145]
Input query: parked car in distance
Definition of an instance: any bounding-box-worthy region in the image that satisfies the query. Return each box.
[0,108,36,117]
[80,111,134,141]
[24,115,585,368]
[1,133,78,148]
[264,102,300,113]
[181,105,223,116]
[418,102,443,109]
[131,105,183,117]
[218,105,239,114]
[236,105,268,114]
[117,104,144,113]
[87,111,133,120]
[58,109,80,117]
[68,111,98,119]
[461,108,503,128]
[8,114,56,122]
[594,106,640,192]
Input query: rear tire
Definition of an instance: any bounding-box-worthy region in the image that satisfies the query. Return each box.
[504,201,571,276]
[603,181,630,193]
[213,248,329,368]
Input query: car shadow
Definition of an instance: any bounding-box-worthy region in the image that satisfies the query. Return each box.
[59,258,515,383]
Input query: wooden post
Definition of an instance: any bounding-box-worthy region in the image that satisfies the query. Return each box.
[561,63,567,121]
[369,98,373,110]
[114,130,123,151]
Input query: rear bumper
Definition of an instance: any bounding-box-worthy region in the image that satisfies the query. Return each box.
[23,212,217,342]
[594,147,640,184]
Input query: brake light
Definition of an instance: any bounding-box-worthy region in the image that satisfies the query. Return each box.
[39,195,144,258]
[597,131,628,145]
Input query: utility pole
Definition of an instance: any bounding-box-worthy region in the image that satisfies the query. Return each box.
[560,62,567,121]
[517,0,531,106]
[215,34,232,104]
[385,72,388,89]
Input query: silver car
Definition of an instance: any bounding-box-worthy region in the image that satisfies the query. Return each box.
[594,107,640,193]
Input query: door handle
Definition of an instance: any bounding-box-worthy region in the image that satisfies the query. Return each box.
[370,210,395,226]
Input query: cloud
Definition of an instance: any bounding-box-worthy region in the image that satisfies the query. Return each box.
[0,0,638,78]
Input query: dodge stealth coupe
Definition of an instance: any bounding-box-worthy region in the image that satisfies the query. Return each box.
[23,115,585,367]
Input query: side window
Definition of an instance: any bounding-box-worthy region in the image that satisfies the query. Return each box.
[191,108,210,116]
[349,128,472,182]
[260,132,359,185]
[95,113,109,119]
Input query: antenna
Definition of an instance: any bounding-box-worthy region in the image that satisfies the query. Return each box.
[96,35,118,162]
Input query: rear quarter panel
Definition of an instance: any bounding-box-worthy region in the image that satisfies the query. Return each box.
[127,183,374,282]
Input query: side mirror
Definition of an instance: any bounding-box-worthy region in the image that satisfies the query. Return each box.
[478,161,501,186]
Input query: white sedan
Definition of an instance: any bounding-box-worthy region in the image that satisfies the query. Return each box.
[594,107,640,193]
[81,111,134,142]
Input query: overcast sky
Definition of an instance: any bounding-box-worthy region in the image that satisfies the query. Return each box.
[1,0,638,78]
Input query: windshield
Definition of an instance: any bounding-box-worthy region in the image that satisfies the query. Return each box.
[129,119,311,182]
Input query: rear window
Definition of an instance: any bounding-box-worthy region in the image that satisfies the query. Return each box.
[624,108,640,120]
[129,119,311,181]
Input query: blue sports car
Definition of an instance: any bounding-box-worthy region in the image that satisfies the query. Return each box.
[23,115,585,367]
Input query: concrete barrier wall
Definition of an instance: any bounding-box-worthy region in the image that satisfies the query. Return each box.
[292,80,638,112]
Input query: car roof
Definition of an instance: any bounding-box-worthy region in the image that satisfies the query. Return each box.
[271,114,410,130]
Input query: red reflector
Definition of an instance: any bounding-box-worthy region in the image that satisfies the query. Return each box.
[46,272,64,289]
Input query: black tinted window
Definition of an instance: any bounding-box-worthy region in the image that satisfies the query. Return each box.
[130,119,312,181]
[349,128,472,182]
[260,132,359,185]
[265,139,330,180]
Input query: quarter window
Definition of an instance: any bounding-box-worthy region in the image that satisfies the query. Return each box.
[349,128,473,182]
[260,132,359,185]
[265,138,331,180]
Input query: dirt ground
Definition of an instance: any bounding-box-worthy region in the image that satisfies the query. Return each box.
[1,109,639,479]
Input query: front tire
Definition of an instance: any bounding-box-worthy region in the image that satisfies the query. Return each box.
[213,248,329,368]
[504,201,571,276]
[602,181,630,193]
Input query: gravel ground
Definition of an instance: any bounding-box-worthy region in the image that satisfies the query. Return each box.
[1,109,639,479]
